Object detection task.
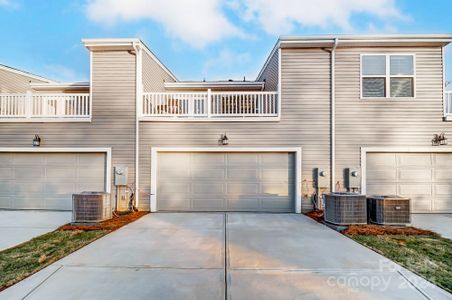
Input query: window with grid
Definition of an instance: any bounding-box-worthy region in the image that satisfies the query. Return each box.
[361,54,415,98]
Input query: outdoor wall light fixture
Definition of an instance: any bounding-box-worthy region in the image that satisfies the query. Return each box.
[32,134,41,147]
[219,133,229,145]
[432,132,447,146]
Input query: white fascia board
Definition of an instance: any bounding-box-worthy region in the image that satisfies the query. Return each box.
[164,81,265,89]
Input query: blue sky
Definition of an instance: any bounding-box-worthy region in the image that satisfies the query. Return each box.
[0,0,451,86]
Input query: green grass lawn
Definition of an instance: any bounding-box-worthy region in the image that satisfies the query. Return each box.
[0,230,108,291]
[348,234,452,293]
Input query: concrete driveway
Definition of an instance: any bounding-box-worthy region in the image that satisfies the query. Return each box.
[0,210,72,251]
[411,214,452,240]
[1,213,450,300]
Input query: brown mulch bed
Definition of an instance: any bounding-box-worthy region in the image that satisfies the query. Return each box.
[305,210,437,236]
[342,224,437,236]
[59,211,148,232]
[305,210,324,223]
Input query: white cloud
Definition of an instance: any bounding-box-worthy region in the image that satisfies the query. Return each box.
[202,49,257,80]
[86,0,245,48]
[0,0,10,5]
[230,0,403,34]
[43,64,87,82]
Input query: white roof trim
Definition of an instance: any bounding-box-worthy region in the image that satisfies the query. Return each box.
[0,64,54,83]
[257,33,452,81]
[82,38,177,82]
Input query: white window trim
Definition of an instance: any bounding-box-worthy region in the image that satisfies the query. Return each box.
[150,147,302,213]
[0,147,112,193]
[360,53,416,100]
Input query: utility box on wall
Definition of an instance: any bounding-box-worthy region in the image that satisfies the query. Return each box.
[314,168,329,189]
[114,166,128,186]
[345,168,360,192]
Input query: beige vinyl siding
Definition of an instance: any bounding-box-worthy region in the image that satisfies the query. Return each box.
[0,51,136,210]
[138,48,330,211]
[257,49,279,91]
[335,46,451,190]
[0,68,47,93]
[142,50,175,92]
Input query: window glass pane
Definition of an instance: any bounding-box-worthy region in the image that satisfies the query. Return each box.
[390,55,414,75]
[390,78,413,97]
[363,78,386,97]
[362,55,386,75]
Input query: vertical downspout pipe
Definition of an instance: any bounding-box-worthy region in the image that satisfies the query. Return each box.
[133,42,142,209]
[331,38,339,192]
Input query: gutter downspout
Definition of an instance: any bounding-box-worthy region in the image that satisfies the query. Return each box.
[132,42,142,209]
[330,38,339,192]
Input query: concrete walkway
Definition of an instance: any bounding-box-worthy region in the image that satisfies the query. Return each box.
[0,210,72,251]
[1,213,450,300]
[411,214,452,240]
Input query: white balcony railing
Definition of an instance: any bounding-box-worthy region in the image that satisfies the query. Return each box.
[0,93,90,121]
[142,91,279,120]
[446,91,452,116]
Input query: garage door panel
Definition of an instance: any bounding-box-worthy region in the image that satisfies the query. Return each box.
[159,182,190,194]
[46,168,77,179]
[367,153,396,168]
[434,154,452,166]
[262,197,292,210]
[14,167,44,180]
[157,152,295,212]
[367,169,396,181]
[45,183,77,194]
[46,154,77,165]
[0,167,13,179]
[76,182,105,192]
[227,153,258,166]
[262,183,291,197]
[227,183,259,195]
[367,183,397,195]
[398,154,431,166]
[193,183,224,194]
[261,169,290,182]
[192,153,225,166]
[192,198,225,210]
[13,154,45,165]
[159,153,190,169]
[0,153,13,165]
[435,184,452,195]
[227,169,258,180]
[227,197,260,209]
[399,184,431,195]
[398,169,432,181]
[0,152,106,210]
[433,196,452,211]
[434,169,452,181]
[191,168,225,179]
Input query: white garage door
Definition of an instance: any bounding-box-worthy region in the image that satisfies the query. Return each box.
[157,152,295,212]
[0,152,107,210]
[366,152,452,213]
